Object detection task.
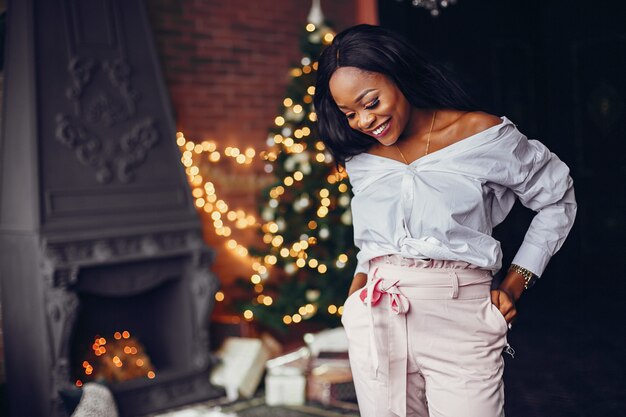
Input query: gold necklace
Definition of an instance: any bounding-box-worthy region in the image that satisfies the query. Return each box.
[395,110,437,164]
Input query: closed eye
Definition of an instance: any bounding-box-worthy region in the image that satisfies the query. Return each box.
[365,98,379,109]
[345,113,356,120]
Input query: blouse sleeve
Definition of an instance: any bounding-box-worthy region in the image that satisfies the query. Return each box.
[494,128,577,277]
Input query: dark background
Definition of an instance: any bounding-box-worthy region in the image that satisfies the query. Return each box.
[381,1,626,415]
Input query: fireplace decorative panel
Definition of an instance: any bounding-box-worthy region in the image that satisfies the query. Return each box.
[0,0,223,415]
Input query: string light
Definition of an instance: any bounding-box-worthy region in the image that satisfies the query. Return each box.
[174,22,354,325]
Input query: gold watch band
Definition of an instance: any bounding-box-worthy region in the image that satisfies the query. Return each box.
[509,264,536,290]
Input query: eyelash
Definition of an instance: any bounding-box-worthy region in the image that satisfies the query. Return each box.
[345,98,380,120]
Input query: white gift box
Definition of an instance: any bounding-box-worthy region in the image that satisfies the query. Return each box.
[264,347,309,406]
[210,337,271,400]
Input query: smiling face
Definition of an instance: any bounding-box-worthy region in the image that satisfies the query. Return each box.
[329,66,416,146]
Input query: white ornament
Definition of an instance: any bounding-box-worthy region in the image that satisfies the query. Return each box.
[319,227,330,239]
[341,209,352,225]
[277,218,286,231]
[306,289,321,302]
[307,0,324,26]
[285,263,297,274]
[338,194,350,207]
[262,207,275,222]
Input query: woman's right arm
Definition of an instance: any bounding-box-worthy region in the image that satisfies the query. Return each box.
[348,272,368,296]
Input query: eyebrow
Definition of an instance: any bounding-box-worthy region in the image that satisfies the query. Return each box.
[337,89,376,109]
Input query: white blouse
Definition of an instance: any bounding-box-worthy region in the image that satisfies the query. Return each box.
[345,117,577,278]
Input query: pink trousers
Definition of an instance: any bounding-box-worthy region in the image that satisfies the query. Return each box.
[341,256,511,417]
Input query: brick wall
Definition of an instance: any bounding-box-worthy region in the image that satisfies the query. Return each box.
[144,0,358,304]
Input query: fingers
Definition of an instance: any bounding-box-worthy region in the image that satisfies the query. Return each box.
[491,289,517,324]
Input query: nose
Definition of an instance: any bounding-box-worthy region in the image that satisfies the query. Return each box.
[358,112,375,130]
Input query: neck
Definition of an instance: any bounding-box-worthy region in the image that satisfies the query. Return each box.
[402,108,436,141]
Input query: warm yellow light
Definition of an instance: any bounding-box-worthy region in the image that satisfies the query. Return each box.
[321,198,331,207]
[251,274,261,284]
[296,258,306,268]
[324,33,334,43]
[215,291,225,302]
[185,142,195,151]
[195,198,205,208]
[283,137,294,147]
[136,359,144,367]
[328,304,337,314]
[114,332,122,340]
[291,68,303,77]
[307,86,316,95]
[147,371,156,379]
[305,304,315,313]
[274,134,284,144]
[302,127,311,135]
[122,331,130,339]
[177,137,186,146]
[192,188,203,198]
[338,183,348,192]
[209,152,221,162]
[316,153,325,162]
[302,65,312,74]
[293,104,303,113]
[294,171,303,181]
[280,248,290,257]
[300,240,309,250]
[284,176,294,186]
[292,314,302,323]
[243,310,254,320]
[263,296,273,306]
[257,294,266,303]
[317,206,328,217]
[299,306,307,315]
[309,112,317,121]
[211,211,221,220]
[306,23,316,32]
[283,315,292,324]
[226,239,237,249]
[245,148,255,158]
[189,166,199,176]
[283,98,293,107]
[338,254,348,263]
[275,116,285,126]
[292,143,304,153]
[265,255,277,265]
[338,306,344,315]
[236,154,246,164]
[271,236,283,247]
[308,220,318,229]
[318,264,328,273]
[254,284,264,293]
[308,259,319,268]
[194,144,203,154]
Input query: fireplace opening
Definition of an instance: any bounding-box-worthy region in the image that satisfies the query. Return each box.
[69,256,198,387]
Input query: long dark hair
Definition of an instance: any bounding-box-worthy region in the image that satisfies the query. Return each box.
[314,24,477,166]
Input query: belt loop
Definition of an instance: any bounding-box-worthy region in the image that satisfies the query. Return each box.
[449,271,459,299]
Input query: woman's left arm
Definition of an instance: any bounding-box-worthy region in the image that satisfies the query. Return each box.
[491,129,578,322]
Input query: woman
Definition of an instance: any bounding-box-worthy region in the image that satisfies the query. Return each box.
[314,25,576,417]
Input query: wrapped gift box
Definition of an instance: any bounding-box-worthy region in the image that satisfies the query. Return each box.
[210,337,271,400]
[307,351,356,405]
[265,347,309,406]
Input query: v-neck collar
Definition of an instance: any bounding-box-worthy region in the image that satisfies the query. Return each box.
[358,116,509,167]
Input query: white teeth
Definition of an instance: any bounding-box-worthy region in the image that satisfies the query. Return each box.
[373,121,388,135]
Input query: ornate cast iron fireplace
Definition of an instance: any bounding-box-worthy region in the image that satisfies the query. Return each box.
[0,0,223,415]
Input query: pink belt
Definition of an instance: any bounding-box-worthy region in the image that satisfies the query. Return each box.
[359,262,493,417]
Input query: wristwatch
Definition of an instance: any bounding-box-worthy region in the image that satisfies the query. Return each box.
[509,264,537,290]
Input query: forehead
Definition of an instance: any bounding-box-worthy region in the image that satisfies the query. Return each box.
[329,67,390,105]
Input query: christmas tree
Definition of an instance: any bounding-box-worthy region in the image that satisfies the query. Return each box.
[239,1,357,331]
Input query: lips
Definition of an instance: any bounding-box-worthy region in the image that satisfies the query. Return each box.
[369,119,391,137]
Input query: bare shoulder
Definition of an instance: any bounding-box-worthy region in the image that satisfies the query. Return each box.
[456,111,502,135]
